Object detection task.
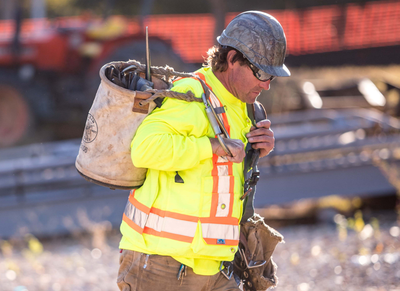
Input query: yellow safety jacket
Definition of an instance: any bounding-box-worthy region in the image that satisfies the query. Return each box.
[119,67,253,275]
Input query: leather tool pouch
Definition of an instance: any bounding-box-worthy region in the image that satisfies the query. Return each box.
[234,214,284,291]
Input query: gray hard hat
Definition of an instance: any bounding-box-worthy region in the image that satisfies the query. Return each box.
[217,11,290,77]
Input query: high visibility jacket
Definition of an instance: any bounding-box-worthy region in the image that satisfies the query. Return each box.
[119,67,253,275]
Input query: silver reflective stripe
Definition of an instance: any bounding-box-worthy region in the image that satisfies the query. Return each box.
[217,165,229,176]
[216,193,230,217]
[217,156,228,163]
[202,223,239,240]
[209,92,220,108]
[145,213,198,237]
[218,175,231,194]
[145,212,163,232]
[124,200,148,229]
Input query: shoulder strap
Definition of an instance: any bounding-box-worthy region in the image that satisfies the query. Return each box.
[241,101,267,222]
[253,102,267,124]
[247,101,267,126]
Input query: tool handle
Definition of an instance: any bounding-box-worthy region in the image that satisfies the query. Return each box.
[145,26,151,81]
[202,94,232,157]
[206,108,232,156]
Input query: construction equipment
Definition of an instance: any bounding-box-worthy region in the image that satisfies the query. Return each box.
[0,15,191,147]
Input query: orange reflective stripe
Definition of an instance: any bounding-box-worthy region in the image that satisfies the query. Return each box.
[228,163,233,176]
[203,238,239,246]
[201,80,230,137]
[123,213,144,234]
[172,76,201,85]
[174,72,230,137]
[220,112,230,136]
[144,227,193,243]
[210,193,219,218]
[172,77,183,83]
[193,75,235,218]
[129,190,151,214]
[200,216,239,225]
[194,72,213,91]
[228,177,235,217]
[206,99,233,218]
[125,205,240,243]
[151,207,199,222]
[211,154,219,176]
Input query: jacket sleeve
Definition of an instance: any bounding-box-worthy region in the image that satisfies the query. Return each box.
[131,78,213,172]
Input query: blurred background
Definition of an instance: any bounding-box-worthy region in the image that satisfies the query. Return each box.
[0,0,400,290]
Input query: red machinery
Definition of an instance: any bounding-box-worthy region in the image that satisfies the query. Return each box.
[0,15,190,147]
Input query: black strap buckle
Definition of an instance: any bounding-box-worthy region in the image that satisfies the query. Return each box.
[243,171,259,194]
[248,171,259,186]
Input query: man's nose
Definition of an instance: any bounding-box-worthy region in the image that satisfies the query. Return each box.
[259,80,271,90]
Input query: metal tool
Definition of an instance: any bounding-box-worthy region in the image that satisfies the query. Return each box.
[201,93,232,157]
[145,26,151,81]
[206,97,230,139]
[238,248,266,269]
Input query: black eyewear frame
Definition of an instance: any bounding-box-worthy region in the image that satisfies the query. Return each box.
[246,60,276,82]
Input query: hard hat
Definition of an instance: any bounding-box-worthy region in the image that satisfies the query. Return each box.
[217,11,290,77]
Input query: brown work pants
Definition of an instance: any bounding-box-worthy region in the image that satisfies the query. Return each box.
[117,250,240,291]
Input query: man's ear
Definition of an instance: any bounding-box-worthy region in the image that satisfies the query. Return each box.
[227,50,237,69]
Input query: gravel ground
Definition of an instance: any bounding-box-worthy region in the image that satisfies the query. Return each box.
[0,210,399,291]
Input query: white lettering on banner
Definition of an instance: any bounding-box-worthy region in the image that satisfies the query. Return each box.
[202,223,239,240]
[124,201,148,229]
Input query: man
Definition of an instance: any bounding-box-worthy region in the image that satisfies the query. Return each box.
[117,11,290,291]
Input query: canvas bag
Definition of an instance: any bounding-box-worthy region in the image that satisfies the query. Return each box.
[75,60,200,189]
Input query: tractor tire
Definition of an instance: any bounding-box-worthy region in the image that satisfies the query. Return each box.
[0,84,30,147]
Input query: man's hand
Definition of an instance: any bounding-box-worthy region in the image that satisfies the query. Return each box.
[209,137,245,163]
[246,119,275,158]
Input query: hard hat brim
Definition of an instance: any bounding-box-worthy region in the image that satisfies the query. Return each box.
[261,63,291,78]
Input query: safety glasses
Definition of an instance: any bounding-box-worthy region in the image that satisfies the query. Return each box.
[247,61,276,82]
